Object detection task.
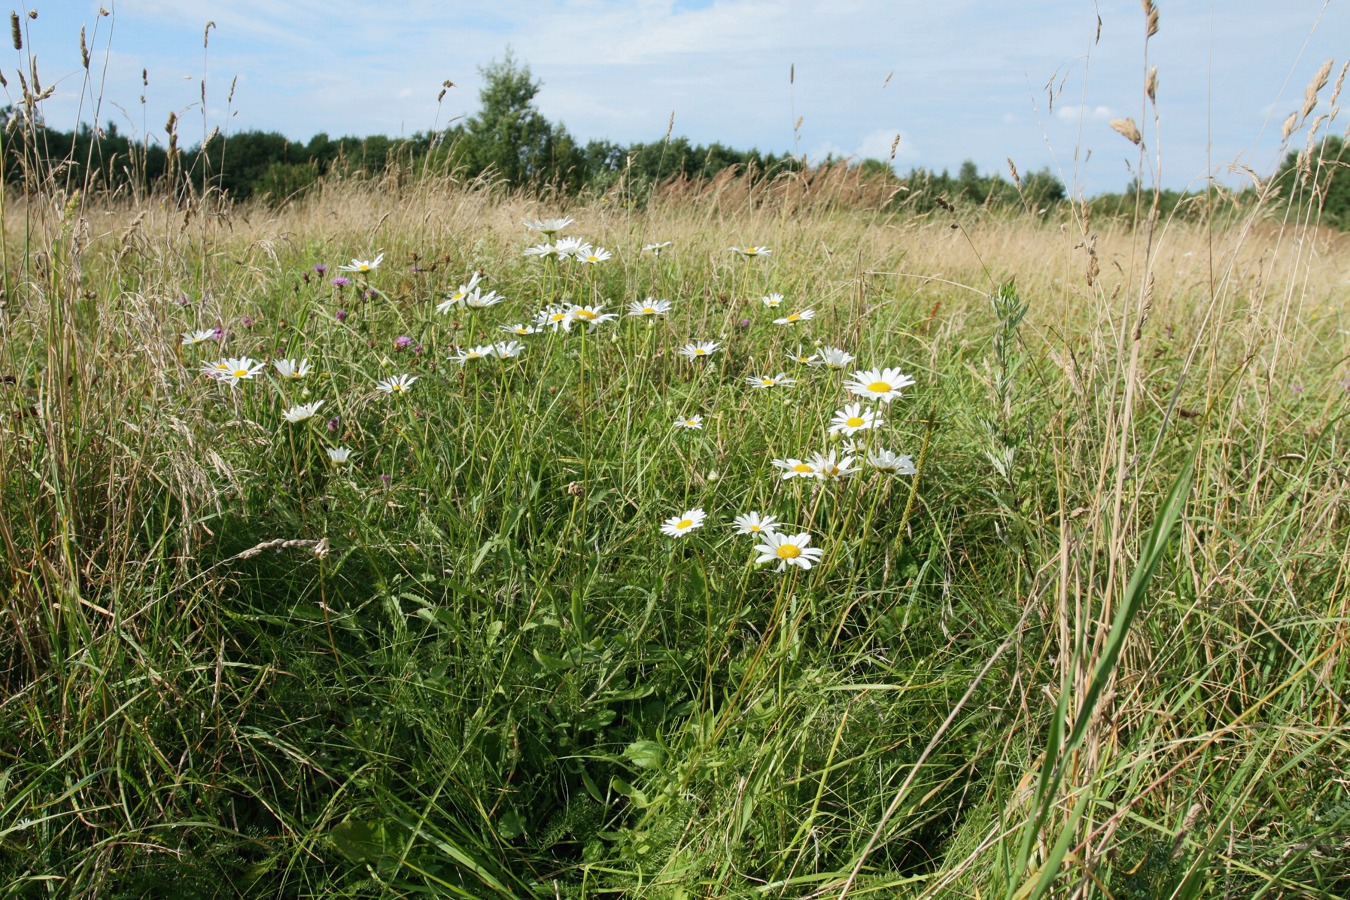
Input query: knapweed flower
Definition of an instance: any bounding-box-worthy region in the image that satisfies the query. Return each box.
[273,358,311,379]
[524,216,574,235]
[205,357,265,385]
[674,414,704,430]
[628,298,673,317]
[754,531,824,572]
[867,449,918,474]
[747,373,795,389]
[454,345,495,364]
[282,401,324,423]
[501,322,541,336]
[181,329,217,347]
[732,511,780,536]
[574,246,612,265]
[772,457,820,479]
[326,446,354,464]
[679,340,722,360]
[730,246,771,257]
[565,303,618,330]
[828,403,883,435]
[394,335,415,351]
[523,243,558,259]
[845,366,916,403]
[492,340,525,358]
[331,277,352,287]
[313,264,328,275]
[375,374,417,394]
[774,309,816,326]
[808,450,859,480]
[335,308,349,322]
[816,346,856,369]
[642,241,672,255]
[338,253,384,274]
[761,293,784,309]
[660,507,706,538]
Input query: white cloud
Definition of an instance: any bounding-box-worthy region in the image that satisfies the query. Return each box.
[1055,104,1114,123]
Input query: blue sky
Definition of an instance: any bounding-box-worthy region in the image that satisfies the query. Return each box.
[17,0,1349,195]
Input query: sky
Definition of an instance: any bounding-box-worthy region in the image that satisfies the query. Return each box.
[14,0,1349,196]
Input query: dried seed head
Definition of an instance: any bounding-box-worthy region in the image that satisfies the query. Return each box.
[1146,66,1158,102]
[1140,0,1158,37]
[1301,59,1333,121]
[1111,117,1143,145]
[10,12,21,50]
[889,134,900,161]
[1007,157,1021,189]
[79,26,89,69]
[1281,111,1298,142]
[203,20,214,48]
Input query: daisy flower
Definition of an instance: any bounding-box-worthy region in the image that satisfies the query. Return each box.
[754,531,824,572]
[436,273,483,312]
[273,358,312,379]
[730,246,771,257]
[642,241,672,255]
[326,446,354,464]
[868,449,918,474]
[524,242,558,259]
[454,345,495,364]
[807,450,859,480]
[564,303,618,330]
[732,511,780,536]
[338,252,384,273]
[500,323,541,336]
[773,309,815,326]
[554,236,588,259]
[282,401,324,423]
[746,373,795,389]
[828,402,883,435]
[674,415,704,430]
[524,217,574,235]
[628,298,673,317]
[816,346,856,369]
[375,374,417,394]
[535,305,574,330]
[790,347,820,366]
[574,246,612,265]
[181,329,217,347]
[772,457,820,479]
[761,293,784,309]
[206,357,265,385]
[679,340,722,360]
[845,366,916,403]
[464,289,504,309]
[660,507,706,538]
[492,340,525,358]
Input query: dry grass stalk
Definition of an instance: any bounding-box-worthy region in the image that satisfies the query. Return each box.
[1301,59,1333,121]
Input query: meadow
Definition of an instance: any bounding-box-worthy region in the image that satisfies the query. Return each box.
[1,140,1349,900]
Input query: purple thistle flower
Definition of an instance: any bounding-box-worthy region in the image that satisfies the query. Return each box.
[314,264,327,274]
[211,326,226,340]
[394,335,414,351]
[326,416,340,433]
[331,276,351,287]
[335,309,349,322]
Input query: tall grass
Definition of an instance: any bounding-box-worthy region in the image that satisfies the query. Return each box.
[2,11,1350,900]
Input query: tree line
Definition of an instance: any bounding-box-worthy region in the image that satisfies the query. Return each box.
[2,51,1345,228]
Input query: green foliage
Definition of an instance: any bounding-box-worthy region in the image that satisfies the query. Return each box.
[1272,134,1350,228]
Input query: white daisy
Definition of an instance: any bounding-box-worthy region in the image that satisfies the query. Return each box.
[535,305,574,330]
[761,293,784,309]
[732,512,780,536]
[524,217,574,236]
[845,366,916,403]
[553,236,588,259]
[523,242,558,259]
[868,449,918,474]
[754,531,824,571]
[730,246,771,257]
[771,457,820,480]
[454,345,495,364]
[815,346,856,369]
[660,507,706,538]
[807,450,859,480]
[773,309,816,326]
[282,401,324,423]
[206,357,265,385]
[679,340,722,360]
[574,246,612,265]
[746,373,795,389]
[326,446,354,464]
[564,303,618,330]
[338,252,384,273]
[828,402,883,435]
[273,358,311,379]
[628,298,673,317]
[642,241,672,255]
[464,289,504,309]
[181,329,217,347]
[790,347,820,366]
[375,374,417,394]
[501,323,541,336]
[492,340,525,358]
[674,415,704,430]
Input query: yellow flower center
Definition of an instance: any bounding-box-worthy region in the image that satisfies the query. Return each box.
[777,544,802,559]
[694,349,706,355]
[762,379,775,386]
[868,381,892,393]
[232,369,250,378]
[575,309,596,320]
[792,463,814,473]
[358,264,370,271]
[675,519,692,530]
[749,525,762,532]
[787,314,800,322]
[846,416,865,428]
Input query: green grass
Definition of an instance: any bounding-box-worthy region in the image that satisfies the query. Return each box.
[1,178,1348,898]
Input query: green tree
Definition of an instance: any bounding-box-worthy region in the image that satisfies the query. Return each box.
[460,50,582,188]
[1273,135,1350,228]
